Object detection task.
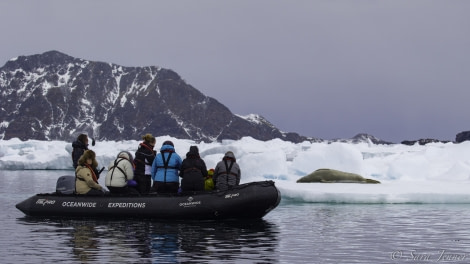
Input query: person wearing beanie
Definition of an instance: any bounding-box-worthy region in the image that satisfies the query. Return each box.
[134,133,156,194]
[75,150,105,195]
[213,151,241,191]
[72,134,103,179]
[72,134,89,169]
[179,146,208,193]
[150,140,182,193]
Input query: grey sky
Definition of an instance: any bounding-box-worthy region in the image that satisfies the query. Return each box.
[1,0,469,143]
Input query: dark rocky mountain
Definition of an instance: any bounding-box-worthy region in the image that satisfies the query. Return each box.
[401,138,451,146]
[399,130,470,145]
[4,50,463,145]
[455,131,470,143]
[0,50,315,143]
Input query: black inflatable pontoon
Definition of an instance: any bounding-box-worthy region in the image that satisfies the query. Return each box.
[16,176,281,220]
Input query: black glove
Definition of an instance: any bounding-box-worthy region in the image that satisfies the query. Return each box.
[91,138,96,146]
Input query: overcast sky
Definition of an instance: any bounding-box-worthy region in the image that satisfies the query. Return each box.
[1,1,469,143]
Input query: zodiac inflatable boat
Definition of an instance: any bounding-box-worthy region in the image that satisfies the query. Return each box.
[16,176,281,220]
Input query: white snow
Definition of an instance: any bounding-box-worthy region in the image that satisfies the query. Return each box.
[1,137,470,204]
[237,114,263,124]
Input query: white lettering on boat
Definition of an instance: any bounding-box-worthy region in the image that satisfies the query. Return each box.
[36,199,56,206]
[107,202,146,208]
[179,196,201,207]
[225,193,239,199]
[62,201,96,208]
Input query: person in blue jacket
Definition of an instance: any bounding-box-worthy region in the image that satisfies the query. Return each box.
[151,140,182,193]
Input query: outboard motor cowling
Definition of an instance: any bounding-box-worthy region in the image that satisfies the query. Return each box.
[56,175,76,195]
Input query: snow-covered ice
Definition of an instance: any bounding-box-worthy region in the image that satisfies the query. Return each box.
[2,136,470,204]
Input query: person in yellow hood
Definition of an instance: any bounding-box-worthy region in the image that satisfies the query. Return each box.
[205,168,215,191]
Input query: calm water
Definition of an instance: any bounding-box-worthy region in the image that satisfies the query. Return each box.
[2,170,470,264]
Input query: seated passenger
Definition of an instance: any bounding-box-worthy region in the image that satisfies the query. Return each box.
[205,169,215,191]
[75,150,105,195]
[179,146,208,193]
[213,151,241,191]
[151,141,182,193]
[105,151,138,194]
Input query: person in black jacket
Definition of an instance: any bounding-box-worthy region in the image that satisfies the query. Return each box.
[72,134,90,169]
[134,134,156,194]
[72,134,102,179]
[179,146,208,193]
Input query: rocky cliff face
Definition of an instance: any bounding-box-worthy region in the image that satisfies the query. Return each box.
[0,50,311,142]
[455,131,470,143]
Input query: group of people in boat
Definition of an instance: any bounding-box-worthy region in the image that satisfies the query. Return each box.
[71,133,241,196]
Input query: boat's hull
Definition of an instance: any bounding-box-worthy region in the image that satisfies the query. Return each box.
[16,181,281,220]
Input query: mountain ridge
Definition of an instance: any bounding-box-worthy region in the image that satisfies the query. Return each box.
[0,50,317,143]
[7,50,461,145]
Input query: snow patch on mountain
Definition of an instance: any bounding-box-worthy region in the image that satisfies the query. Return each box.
[238,114,264,124]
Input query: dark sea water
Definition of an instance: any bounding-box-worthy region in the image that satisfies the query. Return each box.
[2,170,470,264]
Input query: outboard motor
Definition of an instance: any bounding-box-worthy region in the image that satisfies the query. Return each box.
[56,175,76,195]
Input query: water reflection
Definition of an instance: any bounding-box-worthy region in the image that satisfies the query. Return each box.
[17,217,280,263]
[70,224,100,263]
